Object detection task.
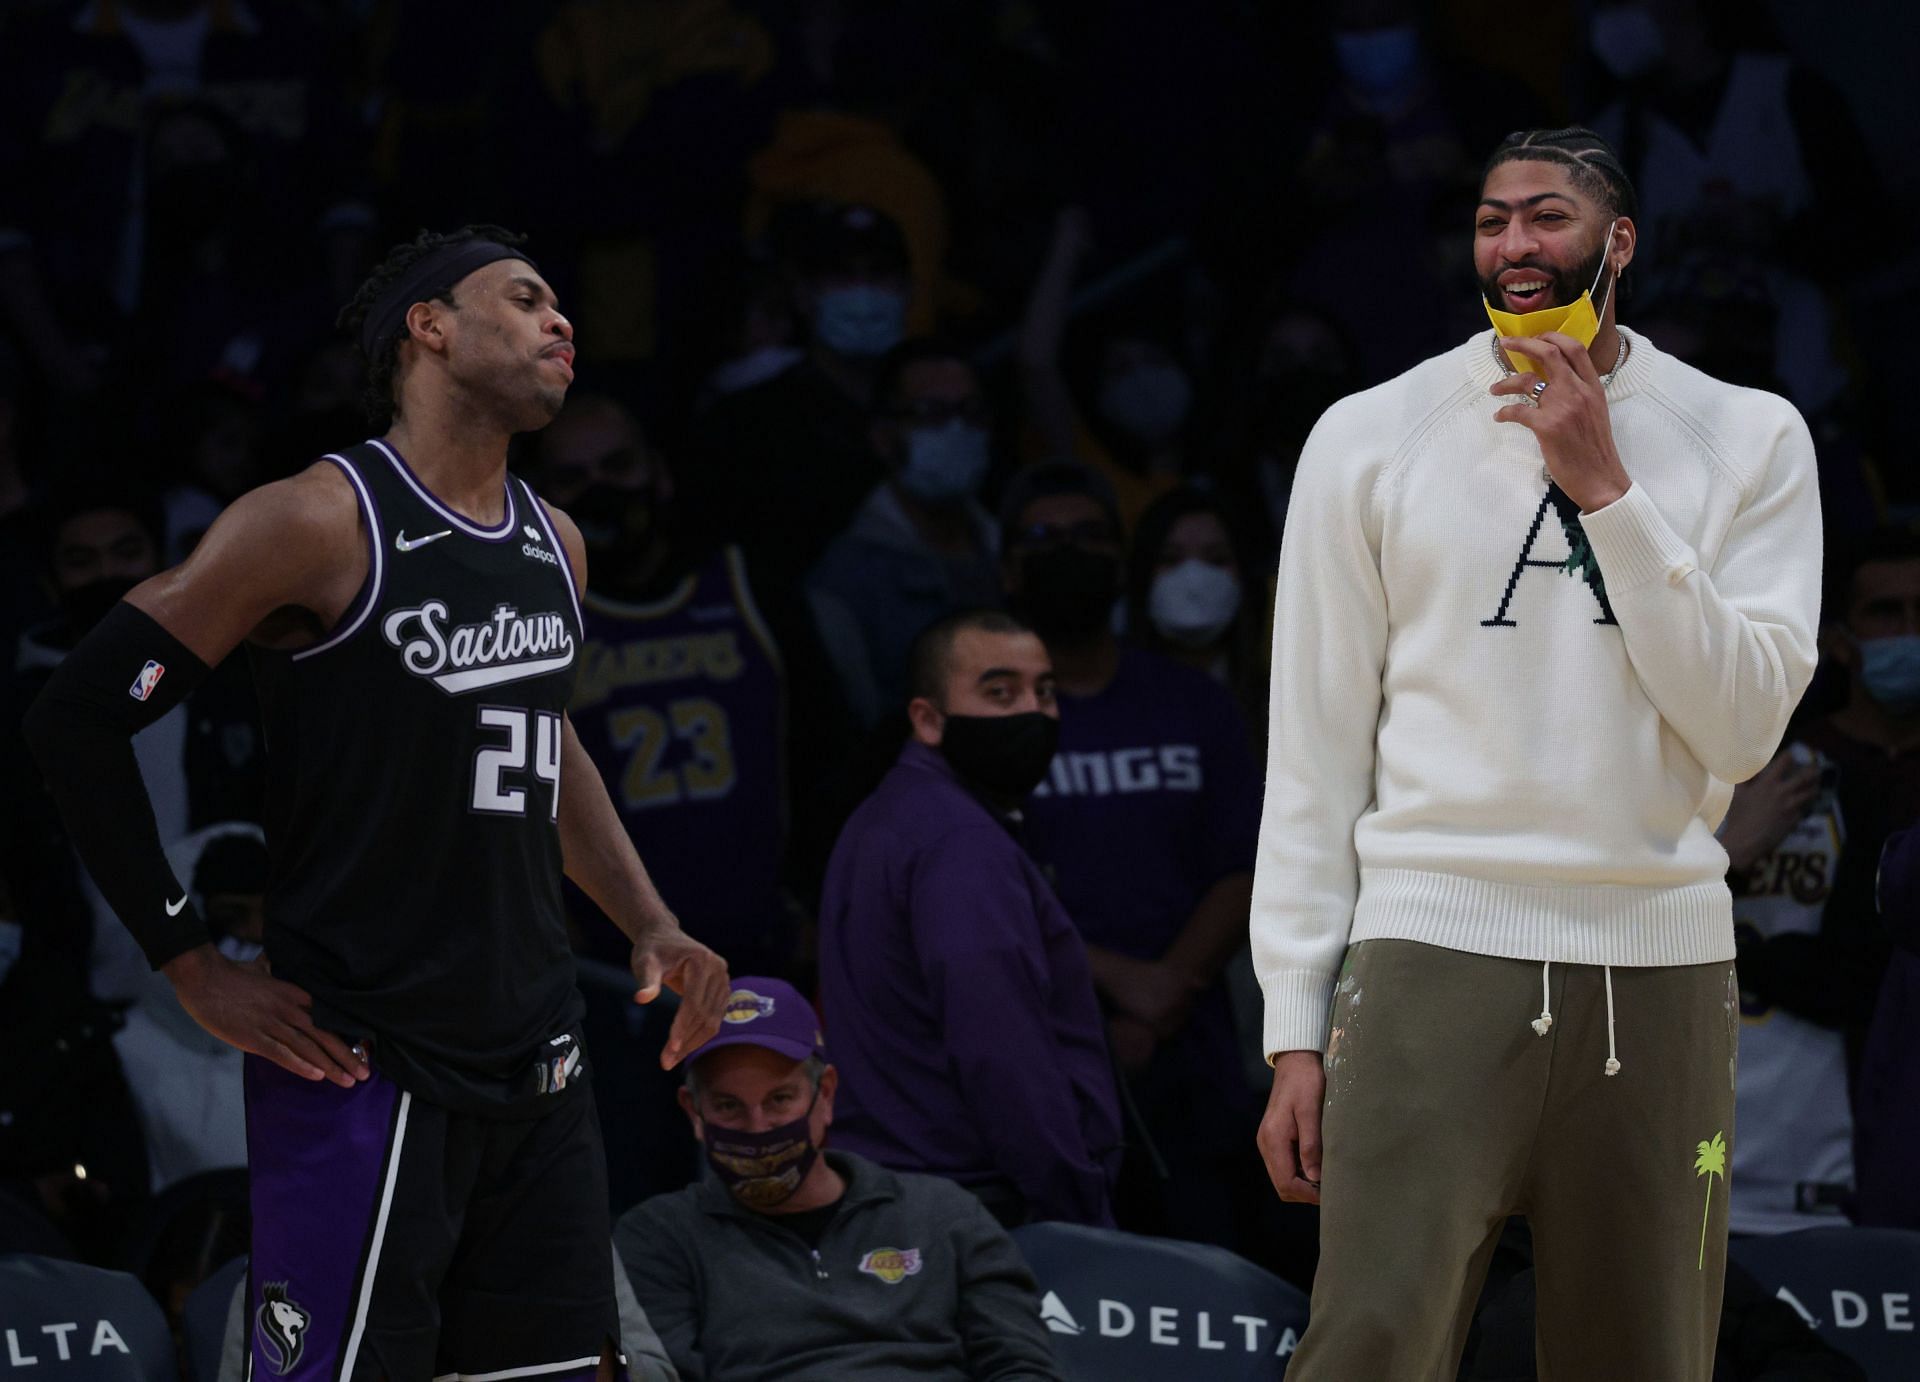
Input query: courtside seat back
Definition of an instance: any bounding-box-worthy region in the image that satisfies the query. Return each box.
[1012,1222,1308,1380]
[0,1254,173,1378]
[181,1254,247,1382]
[1729,1226,1920,1381]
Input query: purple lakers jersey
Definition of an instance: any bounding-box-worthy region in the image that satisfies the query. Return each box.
[569,546,792,973]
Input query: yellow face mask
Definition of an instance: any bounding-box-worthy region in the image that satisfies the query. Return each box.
[1484,220,1619,374]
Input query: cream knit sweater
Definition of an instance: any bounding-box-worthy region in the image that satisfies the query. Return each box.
[1253,327,1822,1057]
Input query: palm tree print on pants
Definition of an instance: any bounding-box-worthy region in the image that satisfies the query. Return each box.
[1694,1131,1727,1270]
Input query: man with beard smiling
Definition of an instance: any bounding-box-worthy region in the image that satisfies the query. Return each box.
[1253,128,1821,1377]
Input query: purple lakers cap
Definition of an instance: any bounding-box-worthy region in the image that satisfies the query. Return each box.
[687,977,827,1064]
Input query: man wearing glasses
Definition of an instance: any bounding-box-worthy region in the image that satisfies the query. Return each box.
[808,338,1004,729]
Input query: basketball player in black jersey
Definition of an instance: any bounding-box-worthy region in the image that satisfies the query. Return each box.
[27,226,731,1380]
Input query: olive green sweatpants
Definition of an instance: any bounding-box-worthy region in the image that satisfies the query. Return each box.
[1287,940,1739,1382]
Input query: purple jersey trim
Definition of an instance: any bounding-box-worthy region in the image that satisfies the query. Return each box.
[369,438,518,541]
[293,454,385,663]
[519,479,584,636]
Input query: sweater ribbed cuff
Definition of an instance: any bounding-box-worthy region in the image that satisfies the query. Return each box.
[1259,966,1337,1062]
[1577,482,1698,595]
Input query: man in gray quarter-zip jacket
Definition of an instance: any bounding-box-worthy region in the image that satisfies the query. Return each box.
[614,976,1063,1381]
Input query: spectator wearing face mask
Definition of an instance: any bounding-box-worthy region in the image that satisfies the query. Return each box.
[113,823,263,1193]
[1727,530,1920,1075]
[1000,464,1265,1253]
[817,609,1121,1226]
[808,339,1003,730]
[685,204,914,614]
[1125,487,1267,737]
[530,393,802,981]
[1721,529,1920,1237]
[616,976,1065,1381]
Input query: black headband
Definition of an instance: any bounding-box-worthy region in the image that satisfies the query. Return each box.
[359,239,536,358]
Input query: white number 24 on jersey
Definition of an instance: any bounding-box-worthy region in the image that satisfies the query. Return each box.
[471,706,563,819]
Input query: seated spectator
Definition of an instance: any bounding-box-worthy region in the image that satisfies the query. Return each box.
[817,610,1121,1226]
[1724,527,1920,1234]
[1001,464,1265,1254]
[808,338,1003,728]
[684,204,914,603]
[1124,485,1267,734]
[113,824,262,1194]
[617,976,1063,1382]
[532,393,800,979]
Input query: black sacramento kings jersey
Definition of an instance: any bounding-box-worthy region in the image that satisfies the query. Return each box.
[250,439,585,1114]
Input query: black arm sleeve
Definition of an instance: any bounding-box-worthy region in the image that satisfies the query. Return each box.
[22,602,215,968]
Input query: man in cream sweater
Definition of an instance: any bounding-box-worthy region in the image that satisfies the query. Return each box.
[1253,127,1821,1378]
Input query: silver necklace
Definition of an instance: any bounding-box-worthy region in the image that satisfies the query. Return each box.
[1491,330,1630,386]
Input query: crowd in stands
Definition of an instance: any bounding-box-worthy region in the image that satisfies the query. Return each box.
[0,0,1915,1378]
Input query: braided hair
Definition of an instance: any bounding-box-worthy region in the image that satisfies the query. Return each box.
[1482,127,1639,223]
[336,224,528,430]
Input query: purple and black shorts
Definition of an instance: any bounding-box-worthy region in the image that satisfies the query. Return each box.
[241,1055,620,1381]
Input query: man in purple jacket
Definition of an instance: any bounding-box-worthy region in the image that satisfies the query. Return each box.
[818,609,1122,1226]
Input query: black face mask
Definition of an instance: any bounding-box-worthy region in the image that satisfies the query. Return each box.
[1012,546,1119,643]
[939,711,1060,800]
[60,577,141,638]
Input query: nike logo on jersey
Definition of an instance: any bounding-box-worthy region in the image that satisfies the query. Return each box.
[382,599,576,693]
[395,529,452,552]
[165,894,188,916]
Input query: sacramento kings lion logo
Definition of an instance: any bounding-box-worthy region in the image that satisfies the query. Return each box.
[254,1282,311,1375]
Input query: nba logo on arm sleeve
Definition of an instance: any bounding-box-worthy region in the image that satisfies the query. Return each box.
[129,660,166,701]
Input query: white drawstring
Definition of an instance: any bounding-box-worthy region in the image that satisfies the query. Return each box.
[1531,960,1554,1035]
[1603,964,1621,1076]
[1527,960,1623,1076]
